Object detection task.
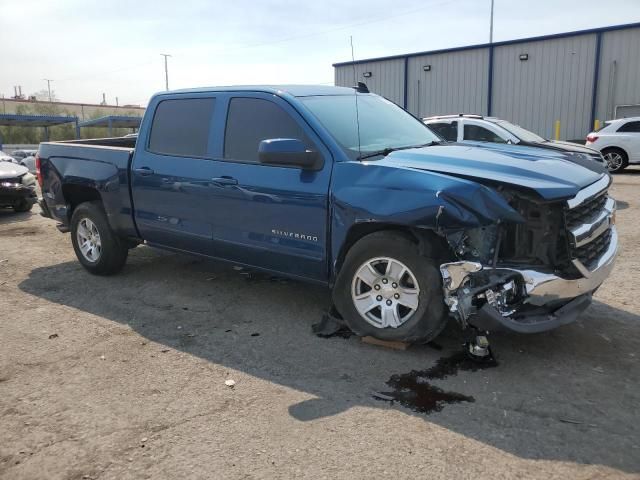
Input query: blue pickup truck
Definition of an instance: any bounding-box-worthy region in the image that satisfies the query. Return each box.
[37,85,618,352]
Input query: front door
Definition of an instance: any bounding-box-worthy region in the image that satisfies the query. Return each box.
[205,94,333,282]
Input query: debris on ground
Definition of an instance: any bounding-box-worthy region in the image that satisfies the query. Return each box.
[250,333,260,337]
[224,379,236,388]
[312,306,353,339]
[48,333,59,339]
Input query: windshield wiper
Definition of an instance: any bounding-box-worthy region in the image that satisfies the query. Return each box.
[358,141,442,160]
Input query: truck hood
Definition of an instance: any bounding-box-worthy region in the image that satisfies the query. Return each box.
[378,143,606,200]
[0,161,28,179]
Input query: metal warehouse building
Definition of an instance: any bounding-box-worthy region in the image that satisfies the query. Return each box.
[334,22,640,140]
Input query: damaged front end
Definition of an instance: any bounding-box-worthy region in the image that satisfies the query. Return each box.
[439,175,618,334]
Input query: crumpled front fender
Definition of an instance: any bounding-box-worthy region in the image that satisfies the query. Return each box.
[329,161,524,278]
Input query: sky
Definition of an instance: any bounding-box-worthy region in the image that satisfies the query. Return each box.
[1,0,639,106]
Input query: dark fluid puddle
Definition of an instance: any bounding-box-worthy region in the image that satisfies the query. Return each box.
[375,351,498,414]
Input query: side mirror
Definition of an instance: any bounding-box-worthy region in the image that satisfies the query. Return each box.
[258,139,322,170]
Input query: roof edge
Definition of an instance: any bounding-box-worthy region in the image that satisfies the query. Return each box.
[333,21,640,67]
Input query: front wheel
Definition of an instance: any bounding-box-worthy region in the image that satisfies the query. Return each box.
[333,231,448,344]
[70,201,128,275]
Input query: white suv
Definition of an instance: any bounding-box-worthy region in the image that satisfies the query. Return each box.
[586,117,640,172]
[424,114,605,167]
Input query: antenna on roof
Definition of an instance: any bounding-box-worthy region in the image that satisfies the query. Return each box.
[350,36,363,160]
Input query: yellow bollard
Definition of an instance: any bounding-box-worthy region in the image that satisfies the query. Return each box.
[554,120,561,140]
[594,119,600,131]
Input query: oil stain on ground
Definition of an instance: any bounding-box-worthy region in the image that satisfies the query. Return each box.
[374,351,498,414]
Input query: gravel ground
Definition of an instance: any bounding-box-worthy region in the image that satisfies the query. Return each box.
[1,172,639,480]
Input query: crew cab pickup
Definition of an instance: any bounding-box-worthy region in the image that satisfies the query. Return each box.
[37,85,618,349]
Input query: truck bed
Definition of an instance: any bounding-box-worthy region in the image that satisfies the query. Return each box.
[37,140,138,238]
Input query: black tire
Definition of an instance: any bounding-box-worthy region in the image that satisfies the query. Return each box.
[13,199,33,212]
[70,201,128,275]
[602,147,628,173]
[333,231,448,344]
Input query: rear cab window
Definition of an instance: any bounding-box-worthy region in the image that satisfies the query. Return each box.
[428,121,458,142]
[224,97,312,163]
[148,97,216,157]
[464,123,506,143]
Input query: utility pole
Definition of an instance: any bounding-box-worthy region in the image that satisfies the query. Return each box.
[160,53,171,91]
[489,0,495,43]
[43,79,53,101]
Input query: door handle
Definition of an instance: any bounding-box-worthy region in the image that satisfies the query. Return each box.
[211,176,238,186]
[134,167,155,176]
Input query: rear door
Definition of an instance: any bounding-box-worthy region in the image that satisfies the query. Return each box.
[205,93,333,282]
[131,94,219,255]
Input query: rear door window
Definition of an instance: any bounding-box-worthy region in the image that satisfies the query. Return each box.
[224,97,310,163]
[464,124,506,143]
[148,98,216,157]
[617,121,640,133]
[428,121,458,142]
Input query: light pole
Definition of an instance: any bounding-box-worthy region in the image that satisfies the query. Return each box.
[160,54,171,91]
[43,78,53,101]
[489,0,495,43]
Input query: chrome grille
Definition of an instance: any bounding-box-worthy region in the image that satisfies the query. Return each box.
[565,192,607,228]
[0,176,21,184]
[574,228,612,270]
[564,178,615,274]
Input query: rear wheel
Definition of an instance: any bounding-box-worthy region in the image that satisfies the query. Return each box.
[333,231,448,344]
[602,148,628,173]
[70,201,128,275]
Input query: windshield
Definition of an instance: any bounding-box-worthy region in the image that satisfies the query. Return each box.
[299,94,440,158]
[494,120,545,143]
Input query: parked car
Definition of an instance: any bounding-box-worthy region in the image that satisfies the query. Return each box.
[37,85,617,356]
[585,117,640,172]
[0,162,37,212]
[424,114,606,168]
[0,150,17,163]
[11,149,37,161]
[20,155,37,174]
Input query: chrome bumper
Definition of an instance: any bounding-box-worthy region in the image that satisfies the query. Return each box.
[440,226,619,331]
[502,226,618,306]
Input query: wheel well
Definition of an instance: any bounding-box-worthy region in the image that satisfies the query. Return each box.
[602,146,629,159]
[334,223,449,278]
[62,184,102,218]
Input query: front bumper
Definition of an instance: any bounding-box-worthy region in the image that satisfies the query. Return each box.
[0,183,37,207]
[440,226,619,333]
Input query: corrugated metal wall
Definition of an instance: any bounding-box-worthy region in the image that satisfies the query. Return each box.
[595,28,640,122]
[406,48,489,118]
[334,58,405,106]
[492,35,597,140]
[334,24,640,140]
